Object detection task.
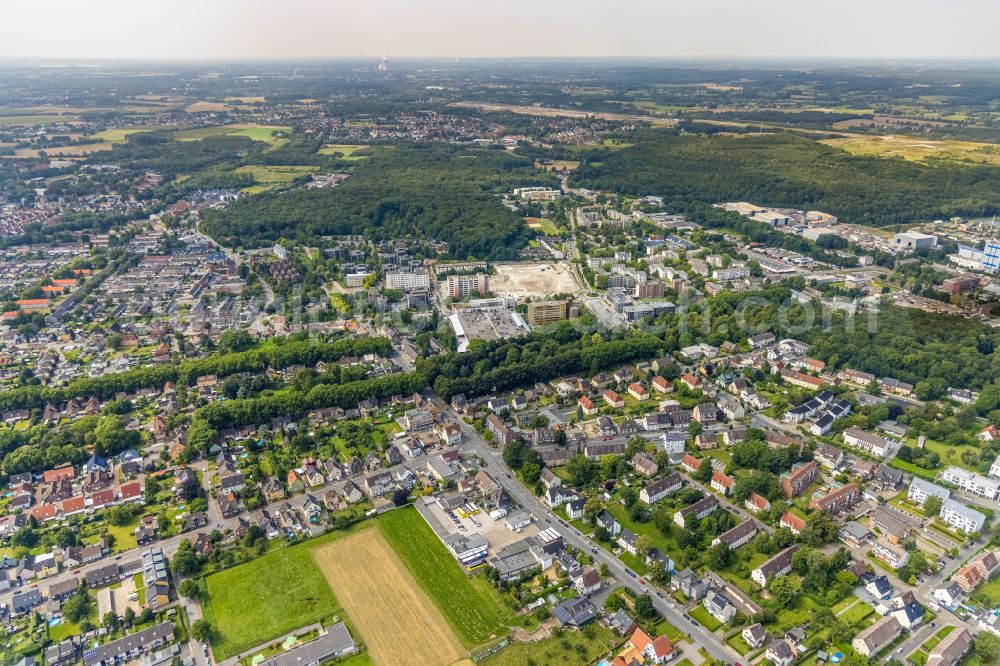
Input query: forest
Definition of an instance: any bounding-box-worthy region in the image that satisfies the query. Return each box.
[0,335,390,413]
[200,144,555,260]
[418,321,665,400]
[571,129,1000,226]
[803,307,1000,399]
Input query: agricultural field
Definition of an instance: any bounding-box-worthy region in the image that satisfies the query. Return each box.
[821,135,1000,166]
[377,506,516,648]
[93,128,158,142]
[173,124,290,146]
[313,526,467,666]
[185,101,231,113]
[200,536,342,660]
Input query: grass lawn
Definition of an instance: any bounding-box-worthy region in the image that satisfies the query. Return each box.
[603,503,684,565]
[837,600,874,628]
[977,574,1000,605]
[726,633,753,655]
[378,506,516,648]
[200,534,345,660]
[888,458,938,481]
[688,605,722,632]
[831,594,859,615]
[770,595,819,633]
[480,624,617,666]
[105,518,139,552]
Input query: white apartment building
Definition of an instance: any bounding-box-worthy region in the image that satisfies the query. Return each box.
[843,427,891,458]
[941,467,1000,501]
[385,271,430,291]
[939,498,986,534]
[908,478,951,505]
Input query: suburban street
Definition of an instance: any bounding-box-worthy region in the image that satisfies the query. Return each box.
[444,401,745,665]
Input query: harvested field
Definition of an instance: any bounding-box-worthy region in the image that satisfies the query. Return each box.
[313,527,467,666]
[491,262,580,299]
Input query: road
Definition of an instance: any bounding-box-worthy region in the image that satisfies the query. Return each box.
[443,402,743,665]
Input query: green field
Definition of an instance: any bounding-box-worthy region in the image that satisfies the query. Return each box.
[200,534,344,660]
[726,633,753,655]
[525,217,559,235]
[174,124,290,146]
[231,165,319,192]
[480,624,617,666]
[93,127,158,142]
[377,506,516,648]
[688,605,722,631]
[0,115,81,126]
[318,144,369,159]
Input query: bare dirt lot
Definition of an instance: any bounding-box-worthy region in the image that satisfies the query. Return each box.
[491,262,580,299]
[312,527,468,666]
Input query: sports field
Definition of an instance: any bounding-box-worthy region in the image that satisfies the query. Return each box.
[313,527,467,666]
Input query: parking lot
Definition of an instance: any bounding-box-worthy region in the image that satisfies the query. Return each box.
[418,497,540,556]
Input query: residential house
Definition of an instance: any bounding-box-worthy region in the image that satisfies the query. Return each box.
[710,471,735,496]
[752,545,799,588]
[809,483,860,513]
[640,473,683,505]
[939,498,986,534]
[703,589,736,624]
[744,492,771,514]
[852,616,902,658]
[926,628,973,666]
[743,624,767,650]
[780,461,818,498]
[674,496,719,528]
[908,478,951,506]
[843,427,892,458]
[711,520,758,550]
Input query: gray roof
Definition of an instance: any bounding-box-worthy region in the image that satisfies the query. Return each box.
[83,622,174,666]
[259,623,356,666]
[553,596,596,626]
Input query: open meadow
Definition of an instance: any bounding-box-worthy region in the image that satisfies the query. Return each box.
[200,538,342,660]
[313,527,468,666]
[821,134,1000,165]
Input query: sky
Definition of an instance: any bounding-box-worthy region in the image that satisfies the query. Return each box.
[3,0,999,61]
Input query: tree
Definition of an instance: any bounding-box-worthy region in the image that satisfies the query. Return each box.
[61,587,93,624]
[635,535,654,559]
[975,632,1000,663]
[178,579,200,599]
[583,498,603,524]
[191,618,215,643]
[103,611,120,632]
[923,494,943,516]
[123,607,136,627]
[634,593,657,620]
[707,543,733,569]
[769,575,799,606]
[105,504,135,527]
[171,541,200,576]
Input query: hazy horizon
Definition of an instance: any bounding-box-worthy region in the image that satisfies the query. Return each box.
[4,0,1000,61]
